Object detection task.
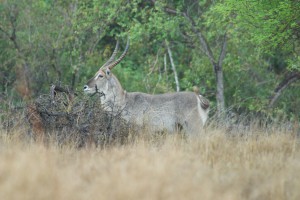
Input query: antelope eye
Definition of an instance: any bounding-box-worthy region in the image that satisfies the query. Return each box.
[106,68,111,76]
[97,74,104,79]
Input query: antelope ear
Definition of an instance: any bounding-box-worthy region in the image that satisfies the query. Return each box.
[105,68,111,76]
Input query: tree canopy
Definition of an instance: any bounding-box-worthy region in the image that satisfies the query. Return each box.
[0,0,299,120]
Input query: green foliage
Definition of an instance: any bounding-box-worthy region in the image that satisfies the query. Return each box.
[213,0,300,117]
[215,0,300,67]
[0,0,299,119]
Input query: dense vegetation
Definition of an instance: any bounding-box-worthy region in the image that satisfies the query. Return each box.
[1,0,299,120]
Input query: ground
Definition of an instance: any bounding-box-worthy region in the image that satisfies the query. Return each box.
[0,123,299,200]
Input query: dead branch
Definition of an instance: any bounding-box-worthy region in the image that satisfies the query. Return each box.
[269,71,300,107]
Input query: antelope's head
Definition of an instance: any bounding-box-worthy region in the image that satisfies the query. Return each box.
[83,39,129,97]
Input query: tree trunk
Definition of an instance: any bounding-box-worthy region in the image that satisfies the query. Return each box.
[183,12,227,116]
[163,7,227,116]
[214,63,225,114]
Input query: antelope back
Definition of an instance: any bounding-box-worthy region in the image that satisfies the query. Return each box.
[121,91,209,134]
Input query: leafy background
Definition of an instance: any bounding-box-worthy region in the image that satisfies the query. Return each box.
[0,0,299,120]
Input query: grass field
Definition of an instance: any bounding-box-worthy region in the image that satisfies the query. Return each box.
[0,123,299,200]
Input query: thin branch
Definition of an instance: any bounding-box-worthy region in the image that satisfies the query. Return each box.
[147,47,160,76]
[182,12,216,65]
[0,13,20,51]
[164,7,178,15]
[164,6,216,65]
[71,68,78,91]
[50,84,76,104]
[149,0,156,5]
[164,53,167,76]
[218,33,227,67]
[9,5,20,51]
[0,26,11,39]
[166,40,180,92]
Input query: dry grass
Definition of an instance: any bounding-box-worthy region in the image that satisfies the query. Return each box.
[0,125,299,200]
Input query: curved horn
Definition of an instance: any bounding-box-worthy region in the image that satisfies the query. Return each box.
[106,38,130,70]
[100,40,119,69]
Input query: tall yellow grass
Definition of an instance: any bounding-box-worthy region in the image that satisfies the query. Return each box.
[0,125,299,200]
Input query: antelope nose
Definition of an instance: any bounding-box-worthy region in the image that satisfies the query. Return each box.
[83,85,88,91]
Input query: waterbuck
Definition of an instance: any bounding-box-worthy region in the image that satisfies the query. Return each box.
[83,39,210,135]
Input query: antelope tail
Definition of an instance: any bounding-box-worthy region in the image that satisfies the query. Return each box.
[193,86,209,110]
[196,94,210,126]
[198,95,210,110]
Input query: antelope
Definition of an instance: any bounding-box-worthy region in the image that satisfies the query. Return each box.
[83,39,210,135]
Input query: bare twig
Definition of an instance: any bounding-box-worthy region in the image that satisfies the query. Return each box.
[50,84,76,103]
